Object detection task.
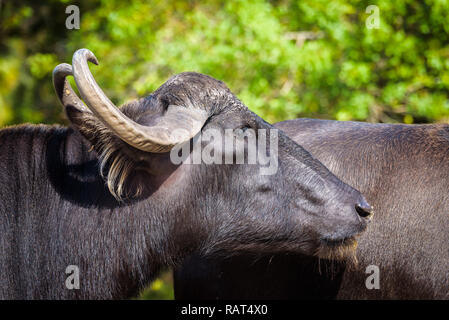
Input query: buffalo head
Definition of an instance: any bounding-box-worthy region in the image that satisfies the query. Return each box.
[52,49,372,262]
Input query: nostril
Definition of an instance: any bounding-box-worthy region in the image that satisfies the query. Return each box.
[355,203,373,218]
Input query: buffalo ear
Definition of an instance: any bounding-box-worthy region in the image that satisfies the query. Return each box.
[65,104,158,201]
[65,104,111,150]
[65,104,88,127]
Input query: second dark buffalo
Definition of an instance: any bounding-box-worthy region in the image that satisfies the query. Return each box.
[174,118,449,299]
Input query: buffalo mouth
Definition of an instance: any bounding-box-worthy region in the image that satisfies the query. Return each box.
[322,236,358,248]
[314,236,359,264]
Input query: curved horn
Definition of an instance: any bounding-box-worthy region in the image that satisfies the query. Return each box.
[71,49,208,153]
[52,63,90,113]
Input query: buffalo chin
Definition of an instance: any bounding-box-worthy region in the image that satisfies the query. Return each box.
[314,237,359,267]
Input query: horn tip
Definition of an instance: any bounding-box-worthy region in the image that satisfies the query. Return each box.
[52,63,72,77]
[74,48,99,65]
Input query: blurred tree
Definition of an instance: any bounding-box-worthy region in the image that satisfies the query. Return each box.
[0,0,99,125]
[1,0,449,126]
[136,270,174,300]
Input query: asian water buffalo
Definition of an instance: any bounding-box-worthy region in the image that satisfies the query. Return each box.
[174,118,449,299]
[0,50,373,299]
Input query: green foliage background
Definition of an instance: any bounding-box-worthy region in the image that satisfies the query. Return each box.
[1,0,449,298]
[2,0,449,127]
